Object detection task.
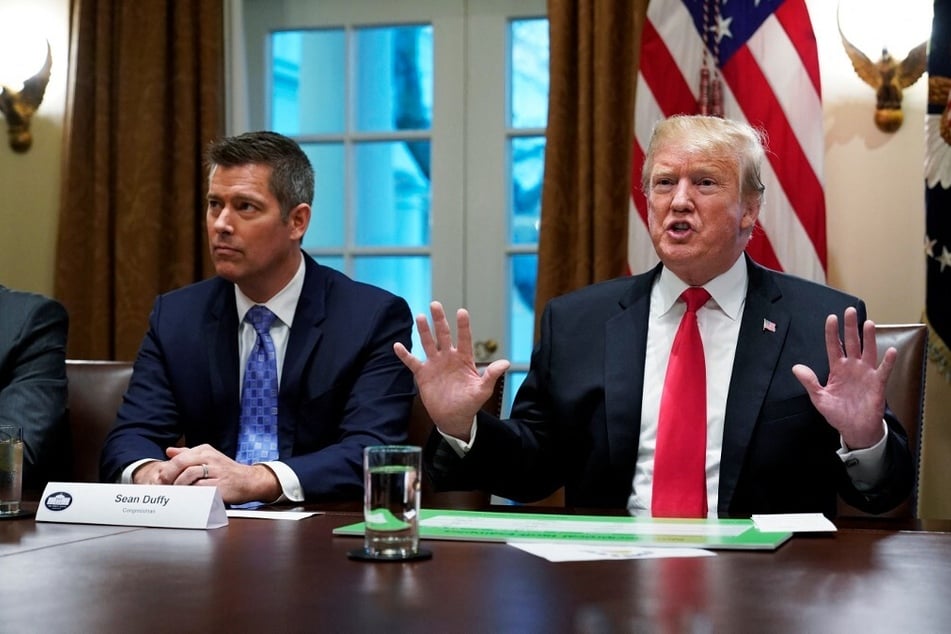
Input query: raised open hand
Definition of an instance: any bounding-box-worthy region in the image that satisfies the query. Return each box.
[791,307,897,449]
[393,301,509,441]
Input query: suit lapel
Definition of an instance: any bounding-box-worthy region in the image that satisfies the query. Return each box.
[718,259,789,514]
[605,266,659,475]
[279,256,327,454]
[205,281,241,455]
[283,255,326,383]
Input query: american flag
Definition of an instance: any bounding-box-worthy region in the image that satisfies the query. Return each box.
[926,0,951,377]
[630,0,826,282]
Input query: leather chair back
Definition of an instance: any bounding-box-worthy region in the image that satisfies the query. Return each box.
[65,360,133,482]
[837,324,927,519]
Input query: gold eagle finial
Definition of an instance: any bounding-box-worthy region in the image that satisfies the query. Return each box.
[837,12,928,132]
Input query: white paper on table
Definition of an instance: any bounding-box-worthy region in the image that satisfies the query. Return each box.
[507,541,717,562]
[751,513,836,533]
[225,510,320,521]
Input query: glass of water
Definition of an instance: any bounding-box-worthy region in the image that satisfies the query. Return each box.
[360,445,426,560]
[0,426,23,515]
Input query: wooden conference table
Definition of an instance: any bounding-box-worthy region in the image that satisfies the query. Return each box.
[2,502,950,633]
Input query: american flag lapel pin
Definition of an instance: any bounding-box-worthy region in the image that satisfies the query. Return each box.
[763,318,776,333]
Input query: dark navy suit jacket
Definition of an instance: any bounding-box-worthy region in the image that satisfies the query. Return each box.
[0,286,70,492]
[101,255,415,501]
[427,257,913,517]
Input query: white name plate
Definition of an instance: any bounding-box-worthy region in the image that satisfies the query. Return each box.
[36,482,228,529]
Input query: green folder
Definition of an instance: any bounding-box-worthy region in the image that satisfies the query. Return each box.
[334,508,792,551]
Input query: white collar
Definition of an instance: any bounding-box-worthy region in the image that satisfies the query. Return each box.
[654,255,748,320]
[234,256,306,327]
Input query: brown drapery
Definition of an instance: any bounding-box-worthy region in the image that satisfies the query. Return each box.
[534,0,648,339]
[54,0,223,360]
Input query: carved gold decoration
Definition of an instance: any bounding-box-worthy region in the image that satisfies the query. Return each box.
[0,41,52,152]
[838,16,928,133]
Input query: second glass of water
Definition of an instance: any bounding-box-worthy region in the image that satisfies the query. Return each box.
[0,425,24,516]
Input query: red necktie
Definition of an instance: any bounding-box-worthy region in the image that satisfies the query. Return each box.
[652,287,710,518]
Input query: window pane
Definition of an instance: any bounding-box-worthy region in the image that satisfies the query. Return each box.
[510,136,544,245]
[504,371,528,417]
[510,19,549,129]
[509,253,536,364]
[355,25,433,133]
[271,29,345,135]
[354,141,431,247]
[317,255,345,273]
[354,256,431,355]
[300,143,345,249]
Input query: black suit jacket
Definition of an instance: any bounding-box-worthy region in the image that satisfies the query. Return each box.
[428,257,913,517]
[100,255,415,501]
[0,286,70,493]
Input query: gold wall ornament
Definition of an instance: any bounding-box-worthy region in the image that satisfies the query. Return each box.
[838,12,928,133]
[930,75,951,145]
[0,41,52,153]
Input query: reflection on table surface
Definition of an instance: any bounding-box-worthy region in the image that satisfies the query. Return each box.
[3,500,951,632]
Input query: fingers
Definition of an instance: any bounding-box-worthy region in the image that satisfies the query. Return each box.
[483,358,511,384]
[791,363,820,397]
[165,444,229,473]
[410,301,454,356]
[455,309,474,359]
[393,342,422,373]
[172,463,208,486]
[841,307,862,359]
[414,309,438,357]
[861,317,879,366]
[825,307,871,363]
[431,301,454,352]
[163,446,238,487]
[824,313,841,362]
[397,301,473,368]
[877,346,898,382]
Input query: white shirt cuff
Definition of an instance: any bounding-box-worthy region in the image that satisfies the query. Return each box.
[439,416,479,457]
[121,458,157,483]
[837,420,889,492]
[260,461,305,503]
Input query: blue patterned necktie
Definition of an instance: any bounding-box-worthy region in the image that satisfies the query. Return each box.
[237,305,280,464]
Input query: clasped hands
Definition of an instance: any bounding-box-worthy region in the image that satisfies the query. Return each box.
[396,302,896,452]
[132,444,281,504]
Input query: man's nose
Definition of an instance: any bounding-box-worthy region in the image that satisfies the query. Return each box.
[671,179,692,210]
[213,207,233,232]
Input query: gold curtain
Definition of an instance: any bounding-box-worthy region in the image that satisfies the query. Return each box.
[534,0,649,338]
[54,0,223,360]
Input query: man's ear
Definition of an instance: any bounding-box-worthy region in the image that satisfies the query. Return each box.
[740,198,761,233]
[288,203,311,241]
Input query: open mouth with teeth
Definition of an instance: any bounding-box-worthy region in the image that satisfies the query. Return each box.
[668,221,693,238]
